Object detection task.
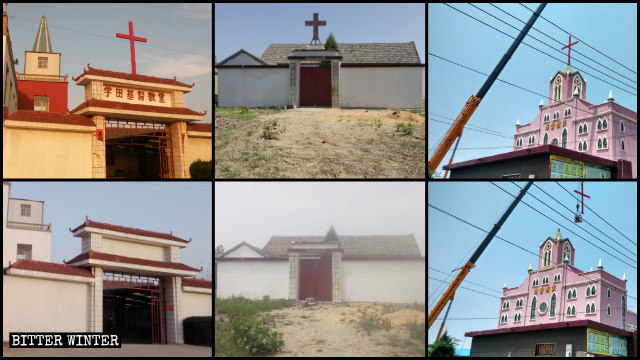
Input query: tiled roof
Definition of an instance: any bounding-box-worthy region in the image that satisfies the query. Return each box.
[187,122,212,132]
[261,42,422,65]
[70,99,205,117]
[263,235,422,258]
[73,66,194,88]
[71,219,190,243]
[66,251,200,272]
[8,259,94,278]
[4,110,96,127]
[183,278,212,289]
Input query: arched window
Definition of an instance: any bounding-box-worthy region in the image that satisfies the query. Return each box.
[572,305,576,316]
[543,133,548,145]
[598,119,602,130]
[598,138,602,149]
[591,285,596,296]
[586,303,591,314]
[603,137,607,149]
[583,141,587,152]
[591,303,595,313]
[572,289,576,299]
[608,305,611,316]
[603,119,608,129]
[550,293,556,317]
[621,139,625,151]
[551,138,559,146]
[587,286,591,296]
[531,297,537,320]
[583,123,588,133]
[620,120,625,132]
[562,128,567,148]
[578,142,583,152]
[567,305,571,316]
[579,124,583,134]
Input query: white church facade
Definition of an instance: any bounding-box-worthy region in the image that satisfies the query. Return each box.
[2,182,212,344]
[217,13,424,109]
[216,227,425,303]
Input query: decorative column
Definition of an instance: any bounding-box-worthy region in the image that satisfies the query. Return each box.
[289,60,299,107]
[92,115,106,178]
[168,121,189,179]
[165,276,184,344]
[88,267,103,332]
[288,252,300,300]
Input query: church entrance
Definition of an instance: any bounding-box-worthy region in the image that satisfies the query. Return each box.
[103,271,164,344]
[105,120,174,179]
[299,258,332,301]
[300,65,331,107]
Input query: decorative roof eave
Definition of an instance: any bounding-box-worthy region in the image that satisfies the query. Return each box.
[70,219,190,246]
[72,65,195,91]
[66,251,200,277]
[70,102,205,123]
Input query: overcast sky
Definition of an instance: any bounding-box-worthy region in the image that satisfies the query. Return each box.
[215,182,425,256]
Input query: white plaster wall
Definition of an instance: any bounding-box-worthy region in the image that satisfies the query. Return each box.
[182,291,212,318]
[7,198,43,224]
[4,227,51,267]
[216,260,289,299]
[3,275,89,341]
[3,183,9,247]
[342,260,425,303]
[340,67,424,109]
[218,68,289,108]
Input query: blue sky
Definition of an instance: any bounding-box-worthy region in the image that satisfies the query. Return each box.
[215,3,425,64]
[428,181,637,348]
[6,182,212,280]
[4,3,212,123]
[428,3,637,169]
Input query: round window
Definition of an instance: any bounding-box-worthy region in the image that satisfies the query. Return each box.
[539,301,548,314]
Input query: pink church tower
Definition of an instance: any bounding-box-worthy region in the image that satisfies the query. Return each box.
[498,229,637,332]
[513,65,637,178]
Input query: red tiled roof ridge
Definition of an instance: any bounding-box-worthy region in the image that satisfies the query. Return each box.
[182,277,212,289]
[71,219,190,243]
[4,110,96,127]
[69,99,205,117]
[8,259,94,278]
[67,250,200,272]
[73,65,195,88]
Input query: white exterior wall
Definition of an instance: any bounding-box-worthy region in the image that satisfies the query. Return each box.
[7,198,43,224]
[216,260,289,299]
[342,259,425,303]
[182,291,213,318]
[218,68,289,108]
[4,227,51,266]
[3,275,89,341]
[100,235,165,262]
[340,67,424,109]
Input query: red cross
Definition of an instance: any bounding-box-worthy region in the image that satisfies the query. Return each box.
[562,35,579,65]
[573,182,590,214]
[305,13,326,45]
[116,21,147,75]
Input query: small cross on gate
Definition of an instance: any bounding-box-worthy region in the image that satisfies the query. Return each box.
[562,35,579,65]
[305,13,326,45]
[573,182,590,214]
[116,21,147,75]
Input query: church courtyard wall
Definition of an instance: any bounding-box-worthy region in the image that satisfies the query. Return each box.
[341,259,425,303]
[339,67,423,109]
[218,68,289,108]
[3,275,90,341]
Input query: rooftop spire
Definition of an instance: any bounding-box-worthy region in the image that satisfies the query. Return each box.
[32,15,53,52]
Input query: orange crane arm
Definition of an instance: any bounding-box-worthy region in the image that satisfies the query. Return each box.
[428,261,474,329]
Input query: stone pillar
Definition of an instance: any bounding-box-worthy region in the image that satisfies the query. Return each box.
[88,267,103,332]
[331,60,340,108]
[92,115,106,178]
[165,276,184,344]
[289,60,299,107]
[332,252,342,302]
[288,252,300,300]
[167,121,189,178]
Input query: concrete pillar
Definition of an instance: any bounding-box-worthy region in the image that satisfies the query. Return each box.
[92,115,106,178]
[164,276,184,344]
[288,60,299,107]
[167,121,189,179]
[331,60,340,108]
[288,252,300,300]
[88,267,103,332]
[332,252,341,302]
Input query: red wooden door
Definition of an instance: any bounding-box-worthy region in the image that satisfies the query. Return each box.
[299,258,332,301]
[300,66,331,107]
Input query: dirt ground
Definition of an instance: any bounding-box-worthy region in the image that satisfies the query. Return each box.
[215,108,425,178]
[262,302,425,357]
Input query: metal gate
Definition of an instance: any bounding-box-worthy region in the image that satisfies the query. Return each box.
[300,66,331,107]
[105,120,174,178]
[299,258,332,301]
[103,271,163,344]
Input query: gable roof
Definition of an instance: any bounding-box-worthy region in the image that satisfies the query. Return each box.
[263,234,422,258]
[260,42,422,65]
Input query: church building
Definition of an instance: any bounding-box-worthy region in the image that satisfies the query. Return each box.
[216,226,425,303]
[465,229,636,357]
[2,182,212,344]
[217,13,424,109]
[3,12,212,179]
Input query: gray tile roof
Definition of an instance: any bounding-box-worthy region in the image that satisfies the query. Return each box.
[260,42,422,65]
[262,235,422,258]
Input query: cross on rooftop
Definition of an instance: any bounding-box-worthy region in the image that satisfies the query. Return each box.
[305,13,326,45]
[573,182,590,214]
[116,21,147,75]
[562,35,579,65]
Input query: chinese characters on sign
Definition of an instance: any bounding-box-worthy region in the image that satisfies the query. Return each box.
[103,86,170,107]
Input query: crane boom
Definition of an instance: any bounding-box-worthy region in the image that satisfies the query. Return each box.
[428,3,547,174]
[428,181,533,331]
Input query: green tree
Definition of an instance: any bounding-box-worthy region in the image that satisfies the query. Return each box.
[428,330,459,357]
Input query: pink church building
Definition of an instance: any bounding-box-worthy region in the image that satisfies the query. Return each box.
[513,65,637,178]
[498,229,636,332]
